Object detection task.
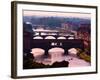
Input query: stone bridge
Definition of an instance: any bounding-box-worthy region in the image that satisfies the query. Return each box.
[32,39,84,55]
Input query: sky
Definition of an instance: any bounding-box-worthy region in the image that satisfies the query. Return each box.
[23,10,91,19]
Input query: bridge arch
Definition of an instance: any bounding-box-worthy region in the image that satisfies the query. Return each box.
[57,36,66,39]
[68,36,74,39]
[48,47,65,53]
[31,48,45,57]
[48,47,65,62]
[68,48,78,57]
[45,36,56,39]
[33,36,43,39]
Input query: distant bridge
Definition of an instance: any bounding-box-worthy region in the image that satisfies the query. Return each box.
[33,31,75,39]
[33,30,75,35]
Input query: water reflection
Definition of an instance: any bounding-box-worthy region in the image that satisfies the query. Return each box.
[30,48,90,67]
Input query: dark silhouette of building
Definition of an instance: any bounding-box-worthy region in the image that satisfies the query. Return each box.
[23,22,34,53]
